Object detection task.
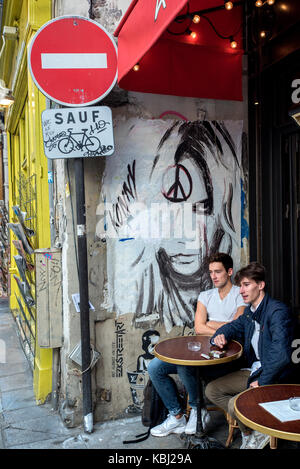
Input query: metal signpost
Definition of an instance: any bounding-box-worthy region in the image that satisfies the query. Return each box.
[28,16,117,433]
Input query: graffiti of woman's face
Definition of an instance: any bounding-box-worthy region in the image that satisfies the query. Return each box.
[100,118,243,330]
[149,122,239,276]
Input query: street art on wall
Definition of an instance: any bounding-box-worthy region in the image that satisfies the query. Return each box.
[126,329,160,413]
[97,118,244,332]
[112,319,126,378]
[136,329,160,372]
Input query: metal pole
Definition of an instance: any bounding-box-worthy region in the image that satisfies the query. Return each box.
[74,157,93,433]
[195,367,204,436]
[46,98,56,245]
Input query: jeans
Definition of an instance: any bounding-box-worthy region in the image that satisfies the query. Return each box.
[147,357,197,415]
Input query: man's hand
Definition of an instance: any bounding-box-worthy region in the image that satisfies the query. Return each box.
[249,380,259,388]
[213,334,227,349]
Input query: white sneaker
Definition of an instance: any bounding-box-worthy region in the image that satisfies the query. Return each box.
[244,430,270,449]
[150,414,187,437]
[185,408,197,434]
[184,408,211,435]
[240,432,252,449]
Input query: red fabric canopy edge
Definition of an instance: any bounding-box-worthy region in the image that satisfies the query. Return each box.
[114,0,244,101]
[115,0,188,81]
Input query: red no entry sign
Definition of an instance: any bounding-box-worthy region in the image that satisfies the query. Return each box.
[28,16,118,107]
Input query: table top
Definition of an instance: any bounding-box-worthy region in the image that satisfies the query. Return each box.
[154,335,242,366]
[234,384,300,441]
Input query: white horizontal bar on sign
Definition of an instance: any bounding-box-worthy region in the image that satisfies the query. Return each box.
[41,53,108,69]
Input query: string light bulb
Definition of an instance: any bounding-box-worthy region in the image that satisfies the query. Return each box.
[224,1,233,10]
[260,30,266,37]
[255,0,275,5]
[133,63,140,72]
[186,29,197,39]
[230,37,237,48]
[172,7,243,51]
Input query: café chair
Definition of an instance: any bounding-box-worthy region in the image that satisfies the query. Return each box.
[224,412,239,447]
[270,436,278,449]
[206,404,239,447]
[207,405,278,449]
[187,390,278,449]
[186,388,239,447]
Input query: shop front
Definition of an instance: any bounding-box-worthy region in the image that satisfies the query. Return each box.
[0,0,53,403]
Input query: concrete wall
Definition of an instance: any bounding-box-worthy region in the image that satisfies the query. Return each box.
[54,0,249,425]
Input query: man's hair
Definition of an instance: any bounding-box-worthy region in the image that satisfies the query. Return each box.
[234,262,266,286]
[207,252,233,272]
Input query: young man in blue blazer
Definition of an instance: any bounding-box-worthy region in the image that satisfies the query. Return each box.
[205,262,294,449]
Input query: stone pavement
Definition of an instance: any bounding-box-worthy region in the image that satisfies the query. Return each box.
[0,298,299,452]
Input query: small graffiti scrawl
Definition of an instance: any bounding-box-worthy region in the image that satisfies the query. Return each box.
[112,320,126,378]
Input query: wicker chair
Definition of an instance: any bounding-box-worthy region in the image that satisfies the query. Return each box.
[207,405,278,449]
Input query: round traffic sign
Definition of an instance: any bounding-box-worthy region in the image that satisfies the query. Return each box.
[28,16,118,107]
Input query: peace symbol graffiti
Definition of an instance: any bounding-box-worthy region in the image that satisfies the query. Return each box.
[161,164,193,202]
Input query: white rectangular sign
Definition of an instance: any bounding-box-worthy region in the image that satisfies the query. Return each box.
[41,53,108,69]
[41,106,114,159]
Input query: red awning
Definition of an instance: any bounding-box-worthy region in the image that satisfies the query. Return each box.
[114,0,244,101]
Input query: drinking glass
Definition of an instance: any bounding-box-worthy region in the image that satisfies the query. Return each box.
[188,341,201,352]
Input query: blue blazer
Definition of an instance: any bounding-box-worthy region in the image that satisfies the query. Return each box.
[211,294,294,387]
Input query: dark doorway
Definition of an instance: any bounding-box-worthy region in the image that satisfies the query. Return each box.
[282,131,300,313]
[248,43,300,319]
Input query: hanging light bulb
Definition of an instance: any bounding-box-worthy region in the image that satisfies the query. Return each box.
[267,0,275,4]
[133,63,140,72]
[260,30,266,37]
[186,28,197,39]
[230,37,237,48]
[192,14,201,24]
[255,0,263,6]
[224,1,233,10]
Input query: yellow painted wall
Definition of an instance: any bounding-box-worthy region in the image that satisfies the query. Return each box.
[3,0,53,403]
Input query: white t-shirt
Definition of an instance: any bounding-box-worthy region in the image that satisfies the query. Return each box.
[197,285,246,322]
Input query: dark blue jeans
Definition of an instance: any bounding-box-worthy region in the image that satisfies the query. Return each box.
[148,357,198,415]
[148,357,241,415]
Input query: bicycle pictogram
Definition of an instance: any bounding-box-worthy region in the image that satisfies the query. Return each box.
[58,128,101,154]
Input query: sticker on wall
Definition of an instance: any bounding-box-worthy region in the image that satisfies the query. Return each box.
[48,171,53,183]
[72,293,95,313]
[41,106,114,159]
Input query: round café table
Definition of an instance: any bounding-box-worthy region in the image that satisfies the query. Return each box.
[154,335,243,449]
[234,384,300,448]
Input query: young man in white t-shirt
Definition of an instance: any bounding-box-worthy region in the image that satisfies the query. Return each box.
[148,252,246,438]
[195,255,246,335]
